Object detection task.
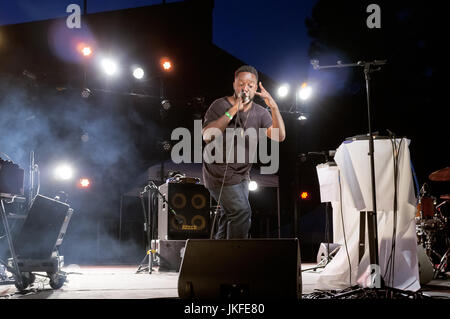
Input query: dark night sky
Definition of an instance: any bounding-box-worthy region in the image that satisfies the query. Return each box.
[0,0,316,85]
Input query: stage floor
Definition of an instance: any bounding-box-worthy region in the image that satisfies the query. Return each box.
[1,263,449,300]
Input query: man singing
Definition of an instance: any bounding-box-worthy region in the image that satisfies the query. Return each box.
[202,65,286,239]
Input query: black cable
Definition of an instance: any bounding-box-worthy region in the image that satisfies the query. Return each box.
[151,192,158,242]
[325,202,330,263]
[338,171,352,286]
[139,191,151,257]
[210,96,242,239]
[391,137,404,285]
[384,136,404,287]
[139,192,148,233]
[384,136,397,286]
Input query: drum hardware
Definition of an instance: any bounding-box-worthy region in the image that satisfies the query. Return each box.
[416,196,436,219]
[434,248,449,279]
[415,182,450,279]
[428,167,450,182]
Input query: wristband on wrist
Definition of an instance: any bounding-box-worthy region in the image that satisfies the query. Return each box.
[225,111,233,120]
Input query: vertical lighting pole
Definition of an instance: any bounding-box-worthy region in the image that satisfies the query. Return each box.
[293,86,299,238]
[79,0,92,96]
[159,58,173,182]
[277,82,312,239]
[293,82,312,239]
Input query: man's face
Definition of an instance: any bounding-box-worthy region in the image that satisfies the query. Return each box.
[233,72,257,104]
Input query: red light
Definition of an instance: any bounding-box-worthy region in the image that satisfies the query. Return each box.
[79,178,90,188]
[76,43,93,57]
[300,191,309,199]
[160,58,173,71]
[82,46,92,56]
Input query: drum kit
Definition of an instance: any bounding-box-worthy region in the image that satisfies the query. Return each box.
[416,167,450,281]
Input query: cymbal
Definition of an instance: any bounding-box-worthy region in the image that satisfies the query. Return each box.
[429,167,450,181]
[441,194,450,200]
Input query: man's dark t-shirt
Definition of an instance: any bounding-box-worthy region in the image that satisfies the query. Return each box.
[202,97,272,189]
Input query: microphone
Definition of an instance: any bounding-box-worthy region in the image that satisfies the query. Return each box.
[298,150,336,162]
[139,185,151,196]
[240,90,247,100]
[308,150,336,158]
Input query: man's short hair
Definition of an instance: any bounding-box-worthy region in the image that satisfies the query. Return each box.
[235,65,258,82]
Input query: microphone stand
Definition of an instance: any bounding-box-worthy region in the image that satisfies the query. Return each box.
[136,180,184,274]
[147,181,184,225]
[311,59,388,294]
[136,184,156,274]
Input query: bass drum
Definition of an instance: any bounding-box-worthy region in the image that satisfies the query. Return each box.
[417,244,434,285]
[416,196,435,219]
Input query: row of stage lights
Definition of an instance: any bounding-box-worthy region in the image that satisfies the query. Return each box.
[78,43,311,121]
[277,82,313,101]
[53,163,259,193]
[79,43,311,102]
[53,164,312,199]
[78,43,173,79]
[276,82,313,121]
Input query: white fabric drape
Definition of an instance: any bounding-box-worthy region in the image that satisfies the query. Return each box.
[315,138,420,291]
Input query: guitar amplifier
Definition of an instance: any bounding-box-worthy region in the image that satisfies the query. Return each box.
[158,182,211,240]
[0,158,24,195]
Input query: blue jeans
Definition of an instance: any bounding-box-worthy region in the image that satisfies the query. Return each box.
[208,180,251,239]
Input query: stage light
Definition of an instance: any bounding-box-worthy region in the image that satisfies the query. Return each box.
[297,113,308,121]
[82,46,92,57]
[300,191,310,199]
[133,67,144,79]
[101,58,118,76]
[161,58,172,71]
[81,133,89,142]
[248,181,258,191]
[161,99,171,111]
[298,82,312,100]
[81,88,91,98]
[160,140,172,152]
[79,178,90,188]
[54,164,74,181]
[277,84,289,98]
[76,43,93,57]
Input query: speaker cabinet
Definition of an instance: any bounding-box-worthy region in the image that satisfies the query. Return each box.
[178,239,301,300]
[14,195,73,259]
[158,183,210,240]
[0,160,24,195]
[158,240,186,272]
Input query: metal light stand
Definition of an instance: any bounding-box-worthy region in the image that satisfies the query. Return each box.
[311,59,389,295]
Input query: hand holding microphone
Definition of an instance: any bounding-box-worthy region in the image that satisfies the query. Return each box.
[234,89,246,111]
[240,89,247,101]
